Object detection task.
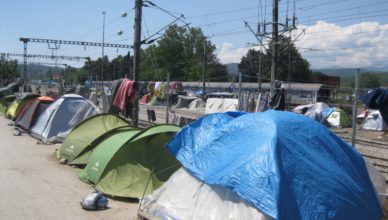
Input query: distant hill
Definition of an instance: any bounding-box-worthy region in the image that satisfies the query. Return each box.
[18,63,64,79]
[341,72,388,88]
[313,67,388,77]
[227,64,388,78]
[364,66,388,72]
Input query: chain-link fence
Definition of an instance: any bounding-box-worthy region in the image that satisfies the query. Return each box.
[28,80,388,183]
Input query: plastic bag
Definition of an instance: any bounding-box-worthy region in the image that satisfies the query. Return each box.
[80,191,108,210]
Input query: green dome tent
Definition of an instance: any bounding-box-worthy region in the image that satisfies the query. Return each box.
[79,129,141,183]
[79,124,180,198]
[70,127,138,166]
[58,113,135,165]
[0,95,16,115]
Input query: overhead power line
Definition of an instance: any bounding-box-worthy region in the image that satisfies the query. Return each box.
[185,0,311,19]
[297,1,388,21]
[298,8,388,25]
[206,11,388,39]
[1,53,88,61]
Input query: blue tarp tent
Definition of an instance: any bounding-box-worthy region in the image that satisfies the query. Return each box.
[168,110,382,220]
[362,88,388,126]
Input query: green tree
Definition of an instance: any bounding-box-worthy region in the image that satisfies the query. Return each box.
[239,49,271,82]
[207,63,229,82]
[239,36,311,83]
[311,71,326,78]
[83,57,105,82]
[360,73,381,89]
[379,72,388,87]
[64,66,88,84]
[111,53,131,79]
[0,55,19,83]
[140,25,228,81]
[76,25,229,83]
[343,73,382,89]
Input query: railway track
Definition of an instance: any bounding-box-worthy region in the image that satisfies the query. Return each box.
[339,136,388,150]
[338,135,388,180]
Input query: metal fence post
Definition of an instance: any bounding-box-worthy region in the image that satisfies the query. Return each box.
[238,72,242,110]
[166,72,170,124]
[351,68,360,147]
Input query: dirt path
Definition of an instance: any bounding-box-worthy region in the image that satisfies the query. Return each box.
[0,117,138,220]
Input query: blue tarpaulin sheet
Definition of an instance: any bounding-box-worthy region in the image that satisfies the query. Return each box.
[362,88,388,125]
[168,110,382,220]
[321,107,335,118]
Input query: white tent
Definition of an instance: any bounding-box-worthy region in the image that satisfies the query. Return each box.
[140,168,272,220]
[30,94,100,143]
[293,102,332,127]
[140,165,385,220]
[205,98,238,114]
[293,102,330,116]
[188,98,206,110]
[175,96,197,108]
[293,103,314,114]
[360,109,387,131]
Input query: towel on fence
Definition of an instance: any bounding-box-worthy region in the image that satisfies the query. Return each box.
[112,79,136,112]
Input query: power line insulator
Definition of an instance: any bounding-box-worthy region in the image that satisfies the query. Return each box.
[292,16,297,29]
[285,18,289,30]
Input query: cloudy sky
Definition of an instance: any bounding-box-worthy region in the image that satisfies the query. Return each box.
[218,21,388,68]
[1,0,388,69]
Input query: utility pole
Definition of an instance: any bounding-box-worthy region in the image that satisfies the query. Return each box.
[238,72,242,110]
[202,40,207,96]
[245,0,297,97]
[101,11,106,91]
[86,57,91,88]
[21,39,28,85]
[270,0,279,96]
[288,36,292,108]
[132,0,143,127]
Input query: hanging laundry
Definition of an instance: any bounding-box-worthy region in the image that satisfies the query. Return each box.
[112,79,136,112]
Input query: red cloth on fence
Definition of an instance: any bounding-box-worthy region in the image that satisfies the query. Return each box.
[140,94,151,104]
[112,79,136,112]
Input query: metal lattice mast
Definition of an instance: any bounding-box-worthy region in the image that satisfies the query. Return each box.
[19,37,131,87]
